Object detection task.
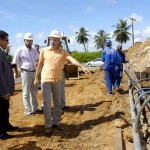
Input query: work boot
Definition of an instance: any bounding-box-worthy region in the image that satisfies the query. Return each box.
[62,106,70,110]
[32,109,43,114]
[52,124,65,131]
[45,127,52,134]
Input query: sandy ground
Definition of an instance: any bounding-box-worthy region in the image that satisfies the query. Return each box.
[0,69,134,150]
[3,38,150,149]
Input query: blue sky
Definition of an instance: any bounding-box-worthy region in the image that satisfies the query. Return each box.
[0,0,150,54]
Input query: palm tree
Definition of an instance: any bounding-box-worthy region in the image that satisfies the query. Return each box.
[94,29,110,50]
[113,19,131,46]
[76,27,89,52]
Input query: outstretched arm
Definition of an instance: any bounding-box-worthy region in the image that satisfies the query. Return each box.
[66,56,91,74]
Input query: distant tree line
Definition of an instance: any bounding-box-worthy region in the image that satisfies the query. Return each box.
[8,19,131,61]
[75,19,131,52]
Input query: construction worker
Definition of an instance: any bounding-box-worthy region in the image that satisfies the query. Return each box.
[34,44,40,54]
[34,29,90,134]
[102,40,121,95]
[114,45,128,89]
[12,32,42,116]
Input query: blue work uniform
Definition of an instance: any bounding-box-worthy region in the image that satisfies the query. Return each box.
[102,47,121,94]
[115,52,126,88]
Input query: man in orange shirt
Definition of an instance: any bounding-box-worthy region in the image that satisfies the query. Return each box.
[34,29,90,134]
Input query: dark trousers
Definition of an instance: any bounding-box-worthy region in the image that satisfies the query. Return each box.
[115,68,123,88]
[104,69,117,94]
[0,97,10,133]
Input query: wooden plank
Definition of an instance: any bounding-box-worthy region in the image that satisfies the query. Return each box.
[141,72,147,79]
[135,72,141,80]
[114,128,123,150]
[147,72,150,79]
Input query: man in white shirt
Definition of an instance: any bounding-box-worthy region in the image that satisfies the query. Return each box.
[12,32,42,116]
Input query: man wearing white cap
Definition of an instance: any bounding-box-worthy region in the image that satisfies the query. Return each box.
[12,32,42,116]
[34,29,90,134]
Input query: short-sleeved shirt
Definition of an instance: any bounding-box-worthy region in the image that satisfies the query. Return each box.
[39,46,70,82]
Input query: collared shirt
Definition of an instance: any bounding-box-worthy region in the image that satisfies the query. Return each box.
[12,45,39,71]
[39,46,70,82]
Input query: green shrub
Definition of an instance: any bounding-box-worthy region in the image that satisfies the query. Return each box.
[71,51,102,63]
[7,54,13,62]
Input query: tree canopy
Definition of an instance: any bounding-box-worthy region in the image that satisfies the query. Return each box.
[113,19,131,46]
[76,27,89,52]
[93,29,110,50]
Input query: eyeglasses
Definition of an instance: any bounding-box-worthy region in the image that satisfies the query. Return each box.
[3,39,9,42]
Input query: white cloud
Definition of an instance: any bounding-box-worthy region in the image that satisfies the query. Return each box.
[142,26,150,36]
[132,26,150,44]
[35,33,45,40]
[69,25,79,33]
[125,13,144,25]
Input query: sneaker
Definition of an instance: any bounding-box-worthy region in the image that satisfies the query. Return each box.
[26,113,36,116]
[52,124,65,131]
[115,87,119,91]
[108,93,113,96]
[45,127,52,134]
[32,109,43,114]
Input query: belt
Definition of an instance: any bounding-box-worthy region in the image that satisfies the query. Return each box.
[21,69,36,72]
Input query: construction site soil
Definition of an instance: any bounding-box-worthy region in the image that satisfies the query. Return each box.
[1,39,150,150]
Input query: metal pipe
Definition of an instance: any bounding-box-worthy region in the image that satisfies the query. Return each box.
[131,78,150,94]
[128,80,141,150]
[133,88,150,98]
[133,91,150,110]
[135,98,150,133]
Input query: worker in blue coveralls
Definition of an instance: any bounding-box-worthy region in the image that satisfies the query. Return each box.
[102,40,121,95]
[114,45,128,89]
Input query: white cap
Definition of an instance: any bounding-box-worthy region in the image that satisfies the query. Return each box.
[48,29,61,39]
[24,32,33,40]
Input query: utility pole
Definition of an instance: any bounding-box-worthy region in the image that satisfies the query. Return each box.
[130,17,136,46]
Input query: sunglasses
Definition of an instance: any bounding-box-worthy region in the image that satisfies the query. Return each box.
[3,39,9,42]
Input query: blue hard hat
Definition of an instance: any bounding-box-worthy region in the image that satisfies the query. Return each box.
[106,40,112,46]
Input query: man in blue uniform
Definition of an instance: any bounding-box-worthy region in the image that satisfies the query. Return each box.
[114,45,128,89]
[102,40,121,95]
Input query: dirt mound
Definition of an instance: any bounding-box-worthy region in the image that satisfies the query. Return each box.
[125,38,150,72]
